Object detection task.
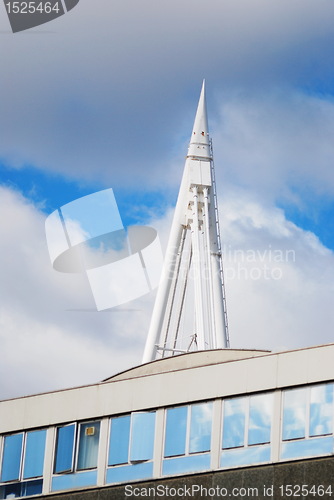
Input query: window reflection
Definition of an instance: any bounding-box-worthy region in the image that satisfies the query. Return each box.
[282,388,307,441]
[108,415,131,466]
[281,436,334,460]
[222,398,246,449]
[130,412,155,462]
[52,419,100,492]
[1,433,23,482]
[0,479,43,499]
[52,421,100,492]
[164,406,187,457]
[281,383,334,461]
[221,393,273,469]
[163,402,213,476]
[164,402,213,458]
[107,411,156,484]
[0,430,46,498]
[248,393,273,445]
[1,430,46,482]
[189,403,212,453]
[162,454,211,476]
[52,470,97,492]
[2,381,334,495]
[54,424,75,474]
[23,430,47,479]
[221,445,271,468]
[106,463,153,484]
[310,384,333,437]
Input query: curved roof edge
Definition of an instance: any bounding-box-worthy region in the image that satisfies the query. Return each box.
[102,348,270,383]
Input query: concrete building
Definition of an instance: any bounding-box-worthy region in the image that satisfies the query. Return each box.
[1,85,333,499]
[1,346,334,499]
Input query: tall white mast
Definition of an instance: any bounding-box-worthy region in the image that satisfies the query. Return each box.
[142,81,229,363]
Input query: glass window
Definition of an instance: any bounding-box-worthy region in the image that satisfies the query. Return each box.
[51,470,97,492]
[108,411,156,466]
[282,388,307,441]
[221,393,273,469]
[189,403,213,453]
[164,402,213,458]
[0,479,43,499]
[106,462,153,484]
[221,445,271,469]
[54,424,75,473]
[77,422,100,470]
[222,398,246,449]
[0,482,21,499]
[162,453,211,476]
[0,429,46,497]
[23,430,47,479]
[281,436,333,461]
[163,402,213,477]
[54,421,100,475]
[310,384,333,437]
[164,406,187,457]
[248,393,273,445]
[130,412,155,462]
[0,433,23,482]
[107,411,156,485]
[281,383,334,461]
[222,394,273,449]
[109,415,131,466]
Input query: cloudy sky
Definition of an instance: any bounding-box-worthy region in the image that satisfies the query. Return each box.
[1,0,334,400]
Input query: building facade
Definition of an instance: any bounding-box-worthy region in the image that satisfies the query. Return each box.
[1,345,334,499]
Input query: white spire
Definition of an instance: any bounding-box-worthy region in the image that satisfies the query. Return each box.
[142,83,229,363]
[187,80,211,160]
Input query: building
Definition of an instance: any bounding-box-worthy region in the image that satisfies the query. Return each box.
[1,85,334,500]
[2,346,334,499]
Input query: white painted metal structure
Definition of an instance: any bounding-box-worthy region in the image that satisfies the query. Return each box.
[143,82,229,363]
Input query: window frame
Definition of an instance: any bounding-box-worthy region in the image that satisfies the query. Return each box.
[281,383,334,444]
[221,392,274,451]
[163,401,214,459]
[108,410,156,468]
[221,397,247,450]
[53,420,101,476]
[0,429,47,485]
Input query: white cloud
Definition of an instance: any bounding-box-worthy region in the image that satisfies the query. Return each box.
[1,0,334,400]
[212,91,334,205]
[220,191,334,351]
[1,0,334,190]
[0,186,152,400]
[1,185,334,400]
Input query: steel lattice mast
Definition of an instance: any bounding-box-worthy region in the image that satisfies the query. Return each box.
[142,81,229,363]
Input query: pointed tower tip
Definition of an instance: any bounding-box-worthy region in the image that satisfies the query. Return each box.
[187,81,211,160]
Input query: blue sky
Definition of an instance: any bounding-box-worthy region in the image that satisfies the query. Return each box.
[0,163,103,214]
[0,162,174,227]
[2,161,334,249]
[279,194,334,250]
[1,0,334,399]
